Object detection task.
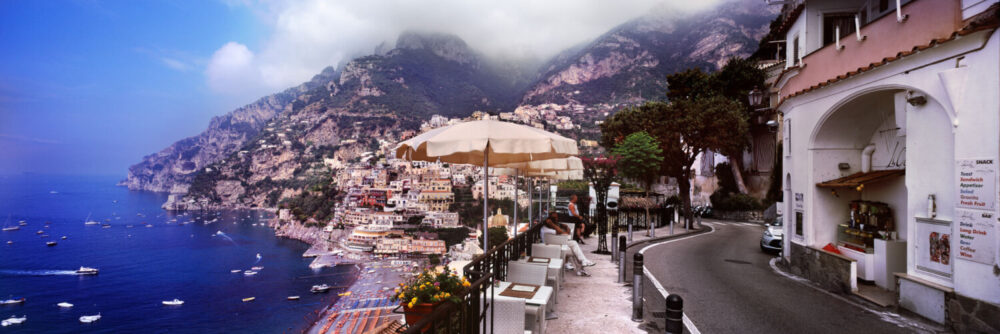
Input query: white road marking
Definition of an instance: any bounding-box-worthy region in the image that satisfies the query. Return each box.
[639,225,715,334]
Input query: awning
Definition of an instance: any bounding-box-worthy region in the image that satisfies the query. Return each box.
[816,170,905,188]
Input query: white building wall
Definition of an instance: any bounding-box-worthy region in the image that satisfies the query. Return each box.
[781,29,999,303]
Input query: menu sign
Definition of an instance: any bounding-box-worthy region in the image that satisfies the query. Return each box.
[957,159,996,211]
[956,209,996,265]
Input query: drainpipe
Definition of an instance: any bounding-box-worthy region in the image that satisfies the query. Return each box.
[861,144,876,173]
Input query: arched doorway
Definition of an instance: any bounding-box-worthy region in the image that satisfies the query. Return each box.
[807,87,954,291]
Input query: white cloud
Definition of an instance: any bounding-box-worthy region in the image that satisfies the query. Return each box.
[161,57,191,71]
[205,42,257,94]
[207,0,724,97]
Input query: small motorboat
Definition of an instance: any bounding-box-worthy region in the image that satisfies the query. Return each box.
[46,241,58,246]
[101,224,111,228]
[57,302,73,308]
[242,297,255,302]
[145,224,153,228]
[231,269,241,273]
[287,296,300,301]
[311,284,331,293]
[2,226,19,231]
[19,221,28,226]
[61,236,67,240]
[251,266,263,271]
[5,241,11,245]
[76,267,99,275]
[79,313,101,323]
[0,298,25,305]
[1,315,26,327]
[162,299,184,306]
[36,230,44,234]
[243,270,257,276]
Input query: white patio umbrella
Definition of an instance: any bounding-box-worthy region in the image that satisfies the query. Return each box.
[395,120,578,251]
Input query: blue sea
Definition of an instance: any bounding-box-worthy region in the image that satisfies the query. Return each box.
[0,174,357,333]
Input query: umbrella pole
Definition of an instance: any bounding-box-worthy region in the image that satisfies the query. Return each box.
[483,148,489,252]
[528,177,532,229]
[513,169,518,239]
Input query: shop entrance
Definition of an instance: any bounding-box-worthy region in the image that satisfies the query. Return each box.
[809,89,912,305]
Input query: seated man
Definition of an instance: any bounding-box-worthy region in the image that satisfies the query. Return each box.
[543,217,595,275]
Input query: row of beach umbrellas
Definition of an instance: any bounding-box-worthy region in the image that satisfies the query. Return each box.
[394,120,582,251]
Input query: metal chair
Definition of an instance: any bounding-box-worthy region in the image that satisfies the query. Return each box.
[483,295,532,334]
[530,243,563,303]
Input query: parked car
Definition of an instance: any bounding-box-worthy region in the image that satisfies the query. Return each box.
[760,215,783,253]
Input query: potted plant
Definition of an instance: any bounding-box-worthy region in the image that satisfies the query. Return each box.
[394,268,470,328]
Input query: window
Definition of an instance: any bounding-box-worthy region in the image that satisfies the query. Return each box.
[823,13,857,46]
[795,211,804,237]
[792,36,800,65]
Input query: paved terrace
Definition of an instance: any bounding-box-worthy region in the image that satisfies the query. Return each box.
[546,221,703,334]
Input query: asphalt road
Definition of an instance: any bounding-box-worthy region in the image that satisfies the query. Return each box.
[642,220,921,334]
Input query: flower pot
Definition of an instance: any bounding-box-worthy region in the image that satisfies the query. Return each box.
[403,302,440,331]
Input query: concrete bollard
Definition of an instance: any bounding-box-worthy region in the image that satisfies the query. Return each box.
[618,235,627,282]
[665,294,683,334]
[627,216,633,242]
[632,253,643,322]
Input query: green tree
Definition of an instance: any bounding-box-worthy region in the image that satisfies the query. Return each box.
[613,132,663,231]
[602,96,747,228]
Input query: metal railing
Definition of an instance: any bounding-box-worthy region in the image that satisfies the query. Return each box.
[399,271,495,334]
[464,222,544,282]
[398,223,544,334]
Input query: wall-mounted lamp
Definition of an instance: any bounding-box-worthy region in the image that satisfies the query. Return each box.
[906,91,927,106]
[748,87,765,107]
[896,0,909,23]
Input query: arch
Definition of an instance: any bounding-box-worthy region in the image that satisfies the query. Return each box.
[808,84,950,149]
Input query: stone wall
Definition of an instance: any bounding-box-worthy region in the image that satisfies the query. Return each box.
[711,210,764,222]
[787,242,854,293]
[947,292,1000,333]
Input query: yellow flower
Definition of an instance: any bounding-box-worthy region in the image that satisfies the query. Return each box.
[398,293,405,299]
[462,280,471,287]
[410,297,417,304]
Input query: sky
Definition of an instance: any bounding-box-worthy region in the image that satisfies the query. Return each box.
[0,0,721,176]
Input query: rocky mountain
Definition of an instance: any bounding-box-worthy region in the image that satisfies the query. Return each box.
[147,32,529,209]
[124,0,778,209]
[521,0,778,106]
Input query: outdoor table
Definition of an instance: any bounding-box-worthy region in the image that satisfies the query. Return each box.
[517,256,564,311]
[485,281,553,334]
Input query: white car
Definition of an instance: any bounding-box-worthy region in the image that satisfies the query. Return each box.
[760,216,783,253]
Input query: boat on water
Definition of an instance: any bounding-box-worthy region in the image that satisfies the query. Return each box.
[145,224,153,228]
[101,224,111,228]
[46,241,57,246]
[36,230,44,234]
[57,302,73,308]
[19,221,27,226]
[61,236,67,240]
[311,284,332,293]
[84,213,100,225]
[251,266,263,271]
[242,297,255,302]
[162,299,184,306]
[287,296,300,301]
[0,298,25,305]
[1,315,26,327]
[243,270,257,276]
[79,314,101,323]
[76,267,99,275]
[231,269,241,273]
[1,226,18,231]
[5,241,11,245]
[3,215,19,232]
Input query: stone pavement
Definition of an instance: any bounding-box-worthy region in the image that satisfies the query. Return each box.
[545,222,697,334]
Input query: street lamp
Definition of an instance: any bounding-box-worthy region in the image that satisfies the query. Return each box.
[748,87,765,107]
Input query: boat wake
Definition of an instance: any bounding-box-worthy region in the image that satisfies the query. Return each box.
[0,269,82,276]
[254,253,262,264]
[214,231,238,246]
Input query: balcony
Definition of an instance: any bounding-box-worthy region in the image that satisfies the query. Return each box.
[778,0,963,101]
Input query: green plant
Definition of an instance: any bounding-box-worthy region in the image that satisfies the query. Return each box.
[393,268,469,307]
[478,226,508,251]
